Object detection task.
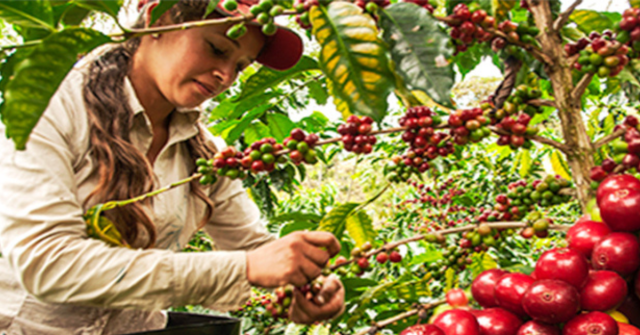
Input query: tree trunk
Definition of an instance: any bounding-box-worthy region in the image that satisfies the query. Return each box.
[528,0,595,212]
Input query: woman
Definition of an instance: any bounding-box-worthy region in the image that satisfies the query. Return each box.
[0,1,344,333]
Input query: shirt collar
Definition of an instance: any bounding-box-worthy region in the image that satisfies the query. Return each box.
[123,76,201,143]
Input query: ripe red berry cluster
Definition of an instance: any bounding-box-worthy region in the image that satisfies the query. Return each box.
[241,137,284,174]
[403,0,435,13]
[590,116,640,183]
[446,4,494,54]
[447,108,491,145]
[399,107,454,168]
[283,128,320,165]
[494,113,535,149]
[212,146,249,180]
[332,242,403,277]
[571,31,629,78]
[618,8,640,57]
[338,115,376,154]
[457,195,640,335]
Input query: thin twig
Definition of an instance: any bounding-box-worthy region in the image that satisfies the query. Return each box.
[354,299,447,335]
[593,126,626,149]
[111,9,298,40]
[571,72,594,101]
[0,39,42,51]
[553,0,583,32]
[488,126,571,154]
[527,99,557,109]
[329,220,565,271]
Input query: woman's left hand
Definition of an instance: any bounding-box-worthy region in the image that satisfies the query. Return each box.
[289,274,345,324]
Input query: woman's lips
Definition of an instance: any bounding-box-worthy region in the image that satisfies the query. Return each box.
[194,80,214,97]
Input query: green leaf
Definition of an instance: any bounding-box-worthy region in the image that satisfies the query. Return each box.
[518,149,531,178]
[271,211,323,224]
[318,203,359,241]
[308,79,328,105]
[1,28,111,150]
[150,0,180,26]
[75,0,123,18]
[266,113,296,142]
[444,267,456,292]
[453,43,485,78]
[54,2,91,26]
[342,277,378,301]
[408,245,442,266]
[379,3,455,108]
[203,0,221,19]
[394,273,432,300]
[491,0,517,22]
[243,121,271,144]
[310,2,395,122]
[603,112,615,134]
[0,0,54,30]
[235,56,319,102]
[469,252,498,278]
[550,151,571,180]
[345,210,376,248]
[587,107,602,139]
[308,325,329,335]
[561,26,585,42]
[279,221,317,237]
[632,0,640,9]
[284,324,306,335]
[570,10,621,34]
[224,104,271,144]
[298,111,329,133]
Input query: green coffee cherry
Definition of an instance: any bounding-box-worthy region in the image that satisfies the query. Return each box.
[249,5,263,16]
[259,0,273,12]
[262,22,277,36]
[269,5,284,16]
[256,12,270,24]
[222,0,238,11]
[226,23,247,40]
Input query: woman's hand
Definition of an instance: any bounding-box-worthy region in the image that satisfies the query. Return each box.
[289,274,345,324]
[246,231,340,288]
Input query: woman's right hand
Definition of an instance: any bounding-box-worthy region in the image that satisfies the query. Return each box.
[246,231,340,288]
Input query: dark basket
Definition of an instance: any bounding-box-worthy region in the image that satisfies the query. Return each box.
[126,312,241,335]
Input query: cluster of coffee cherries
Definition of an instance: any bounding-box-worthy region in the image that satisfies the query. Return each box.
[293,0,317,30]
[494,113,537,149]
[421,241,473,276]
[570,31,629,78]
[403,0,435,13]
[242,137,286,174]
[447,108,492,145]
[497,84,544,120]
[333,242,402,277]
[459,223,508,251]
[223,0,284,38]
[206,146,251,182]
[283,128,320,165]
[353,0,390,12]
[590,116,640,184]
[400,106,442,148]
[384,155,421,183]
[338,115,377,154]
[487,176,572,222]
[446,4,494,54]
[618,8,640,58]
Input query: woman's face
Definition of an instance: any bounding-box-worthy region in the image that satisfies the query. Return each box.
[141,19,265,108]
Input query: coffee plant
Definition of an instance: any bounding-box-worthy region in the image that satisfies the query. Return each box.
[4,0,640,334]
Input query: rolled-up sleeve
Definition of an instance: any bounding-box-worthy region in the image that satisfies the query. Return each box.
[0,74,251,312]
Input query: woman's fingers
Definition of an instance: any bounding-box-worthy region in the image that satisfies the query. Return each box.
[301,232,341,257]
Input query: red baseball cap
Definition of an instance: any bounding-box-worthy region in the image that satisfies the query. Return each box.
[138,0,303,71]
[216,0,303,71]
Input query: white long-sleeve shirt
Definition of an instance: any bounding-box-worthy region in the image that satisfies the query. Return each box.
[0,50,275,334]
